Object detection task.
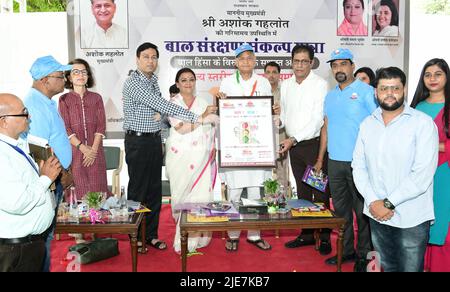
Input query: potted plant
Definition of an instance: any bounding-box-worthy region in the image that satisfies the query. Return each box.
[84,192,105,210]
[263,179,280,213]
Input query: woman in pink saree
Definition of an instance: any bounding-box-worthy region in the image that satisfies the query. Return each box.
[338,0,368,36]
[165,68,218,253]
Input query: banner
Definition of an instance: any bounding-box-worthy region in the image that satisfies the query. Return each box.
[69,0,407,137]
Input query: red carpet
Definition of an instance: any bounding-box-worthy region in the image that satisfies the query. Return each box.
[51,204,354,272]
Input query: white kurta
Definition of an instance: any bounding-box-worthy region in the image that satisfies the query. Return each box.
[81,22,128,49]
[219,72,273,189]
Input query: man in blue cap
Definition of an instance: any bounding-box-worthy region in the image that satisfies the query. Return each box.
[322,48,377,272]
[24,55,73,272]
[216,42,273,252]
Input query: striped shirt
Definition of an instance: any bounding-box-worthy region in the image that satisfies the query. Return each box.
[122,70,199,133]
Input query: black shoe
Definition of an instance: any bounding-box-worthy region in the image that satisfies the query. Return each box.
[353,258,370,272]
[325,253,356,265]
[319,240,332,255]
[284,237,315,248]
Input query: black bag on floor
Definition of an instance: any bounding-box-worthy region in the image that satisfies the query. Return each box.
[69,238,119,264]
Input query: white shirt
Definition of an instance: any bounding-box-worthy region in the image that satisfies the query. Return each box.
[0,133,54,238]
[219,72,273,189]
[352,106,438,228]
[81,22,127,49]
[280,72,328,142]
[373,25,399,37]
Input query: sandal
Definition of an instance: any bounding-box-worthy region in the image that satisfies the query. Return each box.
[225,238,239,252]
[148,239,167,250]
[137,241,148,253]
[246,238,272,251]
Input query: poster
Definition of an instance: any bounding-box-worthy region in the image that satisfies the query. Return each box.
[217,96,275,168]
[68,0,407,138]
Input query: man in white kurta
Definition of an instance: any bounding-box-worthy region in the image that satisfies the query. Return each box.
[217,43,272,251]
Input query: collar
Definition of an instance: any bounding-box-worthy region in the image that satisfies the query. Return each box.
[372,104,412,124]
[94,22,115,33]
[236,71,255,84]
[136,69,156,82]
[30,88,55,106]
[335,78,361,92]
[0,133,19,146]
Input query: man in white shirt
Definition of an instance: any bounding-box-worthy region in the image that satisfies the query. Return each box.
[278,44,331,254]
[217,43,273,252]
[0,93,62,272]
[264,62,289,190]
[352,67,438,272]
[81,0,128,49]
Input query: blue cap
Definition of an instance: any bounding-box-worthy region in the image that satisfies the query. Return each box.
[29,55,73,80]
[327,48,354,63]
[234,43,254,57]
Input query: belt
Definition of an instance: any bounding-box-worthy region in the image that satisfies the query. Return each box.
[125,130,161,137]
[0,234,44,245]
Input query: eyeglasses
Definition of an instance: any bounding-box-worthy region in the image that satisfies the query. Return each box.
[237,56,255,62]
[0,108,29,119]
[378,85,403,94]
[47,75,65,80]
[71,69,88,76]
[293,59,312,67]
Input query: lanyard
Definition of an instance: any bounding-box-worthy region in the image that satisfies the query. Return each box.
[0,139,39,174]
[236,71,258,97]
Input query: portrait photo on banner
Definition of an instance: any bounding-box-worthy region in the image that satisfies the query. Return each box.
[79,0,129,49]
[371,0,400,37]
[337,0,369,36]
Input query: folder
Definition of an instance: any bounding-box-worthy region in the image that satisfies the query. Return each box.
[28,134,52,163]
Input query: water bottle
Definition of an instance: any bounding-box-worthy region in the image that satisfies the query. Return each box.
[119,186,128,216]
[278,185,286,208]
[69,187,79,221]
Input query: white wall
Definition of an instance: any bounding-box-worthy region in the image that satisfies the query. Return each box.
[408,13,450,100]
[0,12,68,98]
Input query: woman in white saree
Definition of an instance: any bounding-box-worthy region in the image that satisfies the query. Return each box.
[165,68,218,253]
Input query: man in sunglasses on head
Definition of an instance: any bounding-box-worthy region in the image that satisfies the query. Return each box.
[0,93,62,272]
[24,55,73,272]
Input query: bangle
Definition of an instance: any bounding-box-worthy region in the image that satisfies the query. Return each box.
[76,142,82,149]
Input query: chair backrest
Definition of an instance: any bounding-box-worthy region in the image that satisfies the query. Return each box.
[103,146,123,195]
[104,146,121,170]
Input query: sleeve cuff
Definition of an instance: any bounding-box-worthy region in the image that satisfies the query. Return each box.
[39,176,53,190]
[68,133,76,139]
[94,133,106,139]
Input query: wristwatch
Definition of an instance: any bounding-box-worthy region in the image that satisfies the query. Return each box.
[289,136,298,147]
[383,198,395,210]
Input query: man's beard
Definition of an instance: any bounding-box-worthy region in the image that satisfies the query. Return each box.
[335,72,347,83]
[379,95,405,111]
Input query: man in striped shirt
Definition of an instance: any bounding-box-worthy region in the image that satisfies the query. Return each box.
[123,42,217,250]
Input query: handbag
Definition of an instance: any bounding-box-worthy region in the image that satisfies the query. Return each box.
[302,165,328,193]
[68,238,119,264]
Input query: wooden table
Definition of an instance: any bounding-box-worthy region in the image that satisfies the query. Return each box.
[55,212,146,272]
[179,211,346,272]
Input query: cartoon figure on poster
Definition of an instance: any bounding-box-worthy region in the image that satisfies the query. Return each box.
[233,121,260,145]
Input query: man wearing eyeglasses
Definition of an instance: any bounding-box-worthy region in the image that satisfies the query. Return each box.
[278,44,332,255]
[24,55,73,272]
[80,0,127,49]
[0,93,62,272]
[322,48,378,272]
[352,67,438,272]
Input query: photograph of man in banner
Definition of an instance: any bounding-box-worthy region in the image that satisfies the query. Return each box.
[79,0,129,49]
